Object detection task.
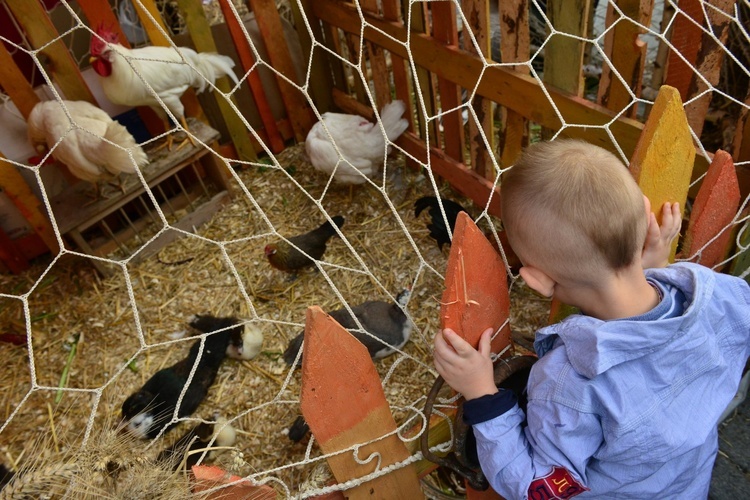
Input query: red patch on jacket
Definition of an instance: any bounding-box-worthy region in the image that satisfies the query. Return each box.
[527,466,587,500]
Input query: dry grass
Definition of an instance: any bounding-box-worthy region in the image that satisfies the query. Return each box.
[0,145,550,498]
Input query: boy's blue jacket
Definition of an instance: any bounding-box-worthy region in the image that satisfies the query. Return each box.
[465,263,750,499]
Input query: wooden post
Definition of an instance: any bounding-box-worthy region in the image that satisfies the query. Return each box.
[290,0,335,114]
[597,0,654,118]
[360,0,391,110]
[409,2,439,146]
[461,0,494,180]
[300,306,424,498]
[432,1,465,163]
[217,0,284,154]
[629,85,695,261]
[680,150,740,268]
[381,0,415,135]
[497,0,530,168]
[543,0,592,98]
[176,0,257,161]
[0,42,40,120]
[4,0,96,104]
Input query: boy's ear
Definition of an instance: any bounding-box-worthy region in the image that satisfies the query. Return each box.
[519,266,556,298]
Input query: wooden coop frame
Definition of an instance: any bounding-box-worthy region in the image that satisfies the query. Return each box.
[0,0,747,498]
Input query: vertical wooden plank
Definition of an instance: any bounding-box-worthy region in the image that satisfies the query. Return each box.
[0,157,59,254]
[300,306,424,499]
[682,0,733,137]
[629,85,695,261]
[543,0,591,97]
[134,0,205,122]
[498,0,530,167]
[664,0,703,101]
[218,0,284,153]
[345,32,370,105]
[0,42,40,120]
[432,1,464,163]
[680,150,740,268]
[441,213,511,353]
[461,0,494,179]
[176,0,257,161]
[596,0,653,118]
[321,24,348,93]
[247,0,316,140]
[359,0,391,109]
[382,0,415,134]
[410,2,439,145]
[4,0,96,104]
[290,0,335,113]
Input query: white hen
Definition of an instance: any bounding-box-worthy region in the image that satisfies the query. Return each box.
[305,100,409,184]
[27,100,147,192]
[90,27,239,150]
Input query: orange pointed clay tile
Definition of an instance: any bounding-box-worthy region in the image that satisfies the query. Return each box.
[440,212,511,353]
[191,465,276,499]
[300,306,423,499]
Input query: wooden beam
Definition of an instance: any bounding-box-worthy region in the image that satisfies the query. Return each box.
[300,306,424,498]
[360,0,391,110]
[629,85,695,261]
[247,0,316,140]
[4,0,96,104]
[177,0,257,161]
[290,0,335,113]
[382,0,415,135]
[544,0,591,98]
[0,41,39,120]
[409,2,439,146]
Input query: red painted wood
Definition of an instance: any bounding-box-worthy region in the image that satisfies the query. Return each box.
[191,465,276,499]
[681,149,740,268]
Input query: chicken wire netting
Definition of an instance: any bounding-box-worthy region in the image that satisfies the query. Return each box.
[0,0,749,498]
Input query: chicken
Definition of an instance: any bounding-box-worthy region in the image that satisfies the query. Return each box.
[265,215,345,275]
[283,289,413,367]
[283,289,413,443]
[414,196,521,271]
[89,27,239,150]
[188,314,263,361]
[121,321,231,440]
[305,101,409,184]
[27,100,147,196]
[156,413,236,470]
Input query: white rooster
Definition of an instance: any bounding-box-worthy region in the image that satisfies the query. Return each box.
[89,27,239,150]
[27,100,148,197]
[305,100,409,184]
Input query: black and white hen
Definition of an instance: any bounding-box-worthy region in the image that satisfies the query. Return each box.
[121,316,232,439]
[283,289,413,367]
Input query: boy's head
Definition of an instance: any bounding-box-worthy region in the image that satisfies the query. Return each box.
[500,139,647,288]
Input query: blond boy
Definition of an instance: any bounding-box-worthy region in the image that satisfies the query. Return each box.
[434,139,750,499]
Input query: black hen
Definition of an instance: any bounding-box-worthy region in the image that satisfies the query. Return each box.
[283,289,412,367]
[121,316,231,439]
[188,314,249,360]
[414,196,468,249]
[264,215,345,274]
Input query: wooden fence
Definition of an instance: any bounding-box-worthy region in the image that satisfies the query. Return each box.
[0,0,748,497]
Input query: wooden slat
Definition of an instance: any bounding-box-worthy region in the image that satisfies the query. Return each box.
[629,85,695,261]
[680,150,740,268]
[382,0,415,134]
[682,0,733,137]
[432,1,464,163]
[410,2,439,145]
[543,0,591,98]
[360,0,391,109]
[134,0,205,122]
[0,41,39,120]
[290,0,334,113]
[0,156,59,254]
[218,0,284,153]
[344,32,369,104]
[597,0,653,118]
[498,0,530,168]
[729,207,750,284]
[664,0,703,101]
[247,0,316,140]
[321,22,349,93]
[312,0,711,175]
[300,306,424,499]
[177,0,257,161]
[461,0,494,179]
[4,0,96,104]
[333,89,501,218]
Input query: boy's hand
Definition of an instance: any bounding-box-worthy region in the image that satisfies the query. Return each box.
[433,328,497,400]
[642,202,681,269]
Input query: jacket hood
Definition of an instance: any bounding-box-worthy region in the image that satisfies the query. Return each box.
[533,263,715,379]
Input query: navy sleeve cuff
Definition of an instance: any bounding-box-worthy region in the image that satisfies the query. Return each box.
[462,389,518,426]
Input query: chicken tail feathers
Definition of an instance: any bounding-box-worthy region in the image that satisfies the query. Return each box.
[189,52,239,92]
[315,215,345,240]
[378,100,408,142]
[414,196,466,250]
[283,332,304,367]
[102,121,148,174]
